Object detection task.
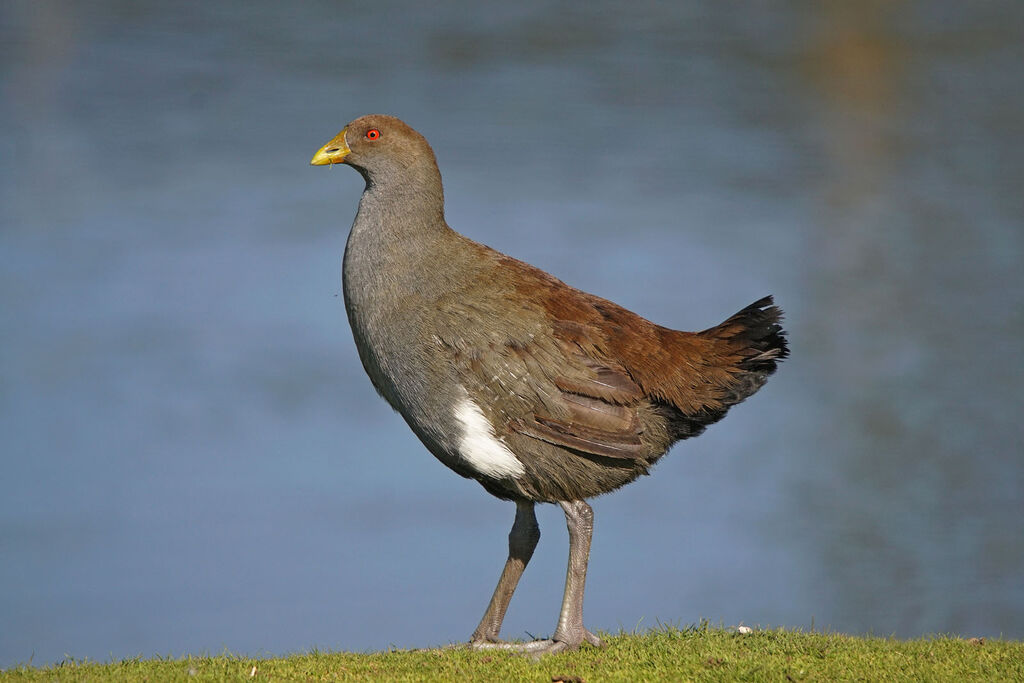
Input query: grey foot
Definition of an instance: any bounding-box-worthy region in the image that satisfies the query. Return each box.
[470,627,603,658]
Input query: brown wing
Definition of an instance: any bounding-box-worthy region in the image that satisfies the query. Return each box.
[504,323,649,461]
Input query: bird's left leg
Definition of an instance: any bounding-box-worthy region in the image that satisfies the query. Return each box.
[470,500,539,644]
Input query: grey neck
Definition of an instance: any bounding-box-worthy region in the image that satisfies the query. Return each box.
[342,171,455,317]
[350,158,447,242]
[357,183,444,239]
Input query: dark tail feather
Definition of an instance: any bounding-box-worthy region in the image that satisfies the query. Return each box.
[715,295,788,370]
[701,295,789,403]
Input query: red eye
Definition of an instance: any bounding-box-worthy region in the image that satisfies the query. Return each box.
[365,129,380,140]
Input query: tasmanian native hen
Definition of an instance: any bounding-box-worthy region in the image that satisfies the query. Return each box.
[310,114,788,655]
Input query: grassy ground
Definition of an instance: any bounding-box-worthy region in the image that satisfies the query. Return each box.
[3,624,1022,682]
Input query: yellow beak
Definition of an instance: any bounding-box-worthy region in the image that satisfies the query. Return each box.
[310,127,351,165]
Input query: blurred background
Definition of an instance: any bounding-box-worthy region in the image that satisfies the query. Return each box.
[2,0,1022,668]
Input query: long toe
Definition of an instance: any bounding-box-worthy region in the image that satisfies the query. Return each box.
[468,637,503,649]
[469,628,601,658]
[469,638,572,658]
[520,639,572,659]
[551,623,604,650]
[520,632,603,659]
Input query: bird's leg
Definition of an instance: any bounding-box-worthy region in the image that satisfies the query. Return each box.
[470,500,539,644]
[472,499,602,657]
[549,499,603,649]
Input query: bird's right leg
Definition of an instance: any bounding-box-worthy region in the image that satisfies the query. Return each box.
[470,500,539,644]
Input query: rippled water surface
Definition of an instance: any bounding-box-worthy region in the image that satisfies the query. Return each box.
[2,0,1022,667]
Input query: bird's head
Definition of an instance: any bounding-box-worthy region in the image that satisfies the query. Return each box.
[310,114,439,186]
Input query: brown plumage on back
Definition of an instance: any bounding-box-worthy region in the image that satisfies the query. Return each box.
[311,114,788,656]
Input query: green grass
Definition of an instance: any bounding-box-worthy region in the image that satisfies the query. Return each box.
[4,624,1022,682]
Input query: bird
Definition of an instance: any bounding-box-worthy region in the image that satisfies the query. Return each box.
[310,114,788,656]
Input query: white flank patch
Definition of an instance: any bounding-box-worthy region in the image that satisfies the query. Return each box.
[454,396,525,479]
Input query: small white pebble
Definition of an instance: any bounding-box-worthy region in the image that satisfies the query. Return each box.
[250,665,257,677]
[737,625,753,634]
